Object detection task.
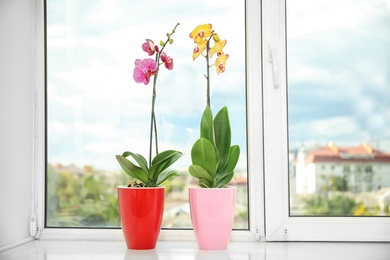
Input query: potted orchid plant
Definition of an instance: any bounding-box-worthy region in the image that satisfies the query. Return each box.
[115,23,182,250]
[188,23,240,250]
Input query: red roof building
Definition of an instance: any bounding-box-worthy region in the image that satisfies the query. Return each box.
[305,143,390,164]
[294,143,390,194]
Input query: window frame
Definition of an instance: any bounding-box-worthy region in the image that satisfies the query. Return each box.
[35,0,390,243]
[33,0,264,241]
[262,0,390,241]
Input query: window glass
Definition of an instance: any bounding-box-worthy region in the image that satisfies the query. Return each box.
[287,0,390,216]
[46,0,248,228]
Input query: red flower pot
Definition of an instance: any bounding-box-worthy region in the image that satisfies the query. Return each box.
[117,186,164,249]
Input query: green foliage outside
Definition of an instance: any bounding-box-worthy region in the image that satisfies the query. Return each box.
[320,175,348,192]
[304,175,358,216]
[304,175,389,216]
[46,164,126,227]
[46,164,191,227]
[305,194,359,215]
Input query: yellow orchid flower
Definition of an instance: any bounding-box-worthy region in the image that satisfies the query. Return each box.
[192,39,207,60]
[189,24,212,43]
[210,39,227,58]
[215,53,229,74]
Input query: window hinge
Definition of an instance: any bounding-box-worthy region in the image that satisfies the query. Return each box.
[283,227,288,240]
[34,227,41,239]
[30,214,37,237]
[30,214,40,239]
[254,227,261,240]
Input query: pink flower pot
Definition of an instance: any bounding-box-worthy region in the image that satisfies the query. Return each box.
[117,186,164,250]
[189,187,236,250]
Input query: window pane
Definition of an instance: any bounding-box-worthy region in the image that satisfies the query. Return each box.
[287,0,390,216]
[46,0,248,228]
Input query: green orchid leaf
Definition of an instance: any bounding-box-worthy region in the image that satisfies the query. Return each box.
[191,138,217,178]
[121,151,149,173]
[200,106,214,144]
[149,150,183,181]
[152,150,183,166]
[214,106,232,172]
[189,106,239,188]
[198,177,213,188]
[155,170,180,187]
[218,145,240,177]
[122,151,131,157]
[215,145,239,187]
[188,164,213,183]
[216,172,234,188]
[116,155,149,184]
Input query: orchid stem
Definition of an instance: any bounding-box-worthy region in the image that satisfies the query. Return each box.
[205,32,214,107]
[149,75,158,168]
[148,23,180,168]
[153,111,159,155]
[206,41,210,107]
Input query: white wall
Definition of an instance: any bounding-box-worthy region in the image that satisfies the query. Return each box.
[0,0,34,249]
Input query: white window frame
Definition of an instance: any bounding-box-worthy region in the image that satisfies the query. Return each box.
[33,0,265,241]
[262,0,390,241]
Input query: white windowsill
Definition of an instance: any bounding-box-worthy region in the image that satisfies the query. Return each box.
[37,228,257,242]
[1,239,389,260]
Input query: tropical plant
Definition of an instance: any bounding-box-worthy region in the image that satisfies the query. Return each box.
[116,23,183,187]
[188,24,240,188]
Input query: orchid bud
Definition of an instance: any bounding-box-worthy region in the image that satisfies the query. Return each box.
[213,33,221,42]
[169,38,174,44]
[160,40,164,46]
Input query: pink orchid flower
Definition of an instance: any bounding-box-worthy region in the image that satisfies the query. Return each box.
[142,39,159,56]
[133,58,158,85]
[160,52,174,70]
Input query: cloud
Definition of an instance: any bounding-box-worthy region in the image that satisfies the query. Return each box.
[86,0,123,24]
[287,0,389,38]
[46,0,390,173]
[44,1,248,179]
[287,0,390,151]
[46,25,77,48]
[289,116,366,149]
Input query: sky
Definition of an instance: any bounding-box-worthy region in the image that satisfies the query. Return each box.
[46,0,390,172]
[46,0,247,171]
[287,0,390,152]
